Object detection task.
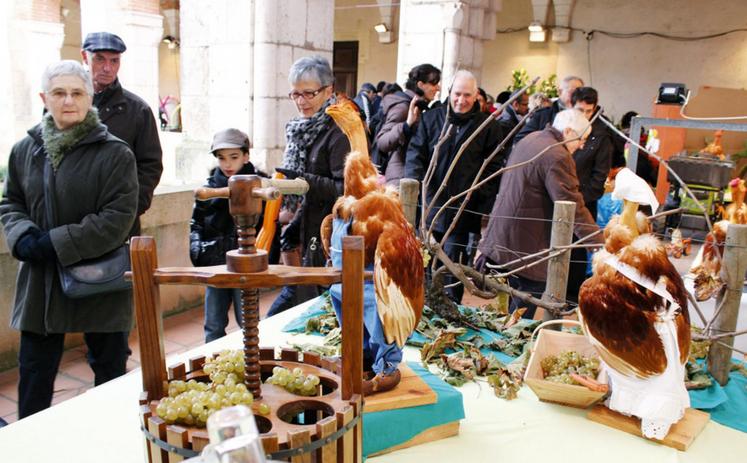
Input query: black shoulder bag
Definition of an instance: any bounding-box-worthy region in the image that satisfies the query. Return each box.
[43,160,132,299]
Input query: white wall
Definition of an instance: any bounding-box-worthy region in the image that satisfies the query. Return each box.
[334,0,399,90]
[482,0,747,121]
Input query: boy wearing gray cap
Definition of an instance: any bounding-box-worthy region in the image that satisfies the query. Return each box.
[190,129,260,342]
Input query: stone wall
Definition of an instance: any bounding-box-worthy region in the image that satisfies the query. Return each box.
[0,186,204,371]
[482,0,747,121]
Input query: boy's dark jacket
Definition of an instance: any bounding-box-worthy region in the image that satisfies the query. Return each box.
[190,163,264,266]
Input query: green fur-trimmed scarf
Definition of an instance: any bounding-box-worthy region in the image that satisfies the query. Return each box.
[41,108,100,171]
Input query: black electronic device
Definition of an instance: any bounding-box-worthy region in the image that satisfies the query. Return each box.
[657,82,687,104]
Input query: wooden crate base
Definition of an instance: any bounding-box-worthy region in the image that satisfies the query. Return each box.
[587,405,710,451]
[367,421,460,458]
[363,364,437,413]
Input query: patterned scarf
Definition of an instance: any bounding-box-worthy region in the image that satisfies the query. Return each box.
[41,109,100,171]
[281,97,335,210]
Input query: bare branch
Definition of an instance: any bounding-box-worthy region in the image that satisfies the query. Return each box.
[693,327,747,342]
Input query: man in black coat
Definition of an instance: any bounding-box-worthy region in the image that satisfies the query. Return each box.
[513,75,583,146]
[570,87,613,219]
[81,32,163,236]
[405,70,505,303]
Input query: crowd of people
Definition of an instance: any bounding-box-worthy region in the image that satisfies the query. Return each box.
[0,31,657,421]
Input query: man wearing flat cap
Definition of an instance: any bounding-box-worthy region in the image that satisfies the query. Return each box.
[81,32,163,236]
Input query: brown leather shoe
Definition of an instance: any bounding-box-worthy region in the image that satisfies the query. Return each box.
[362,369,401,396]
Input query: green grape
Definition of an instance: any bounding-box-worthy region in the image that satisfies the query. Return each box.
[207,394,221,409]
[191,403,204,416]
[308,375,320,386]
[212,372,226,385]
[183,414,195,426]
[176,405,189,419]
[273,366,282,375]
[230,391,243,405]
[187,379,199,390]
[156,402,168,417]
[292,367,303,377]
[235,383,247,393]
[258,403,271,415]
[215,384,227,396]
[241,392,253,405]
[165,407,178,422]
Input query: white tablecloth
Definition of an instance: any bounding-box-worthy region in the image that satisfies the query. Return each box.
[1,300,745,462]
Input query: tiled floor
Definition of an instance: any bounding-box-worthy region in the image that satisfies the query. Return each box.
[0,288,280,426]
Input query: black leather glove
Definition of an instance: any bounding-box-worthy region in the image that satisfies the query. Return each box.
[36,232,57,261]
[280,220,301,251]
[13,228,41,262]
[275,167,301,180]
[13,228,55,262]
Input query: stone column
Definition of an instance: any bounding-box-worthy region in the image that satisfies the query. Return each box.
[6,0,65,158]
[396,0,500,91]
[252,0,335,171]
[176,0,255,183]
[79,0,163,112]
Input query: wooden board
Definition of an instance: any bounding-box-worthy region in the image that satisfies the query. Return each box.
[363,364,437,413]
[587,405,710,451]
[367,421,460,458]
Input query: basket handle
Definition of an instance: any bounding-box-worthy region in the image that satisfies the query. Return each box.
[530,319,583,345]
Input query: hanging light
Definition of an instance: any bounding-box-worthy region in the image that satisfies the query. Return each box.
[528,21,546,42]
[374,23,389,33]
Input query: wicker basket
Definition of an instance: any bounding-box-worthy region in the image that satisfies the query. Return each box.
[524,320,607,409]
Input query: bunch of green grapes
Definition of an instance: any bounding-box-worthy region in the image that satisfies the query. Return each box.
[155,378,255,427]
[265,366,321,396]
[203,349,245,384]
[541,350,600,385]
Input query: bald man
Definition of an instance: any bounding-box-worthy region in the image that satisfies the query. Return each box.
[405,70,506,303]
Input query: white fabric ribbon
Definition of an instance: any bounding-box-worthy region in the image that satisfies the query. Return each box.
[604,254,680,320]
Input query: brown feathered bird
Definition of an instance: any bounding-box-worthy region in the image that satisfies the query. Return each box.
[323,97,424,393]
[691,177,747,300]
[578,168,691,440]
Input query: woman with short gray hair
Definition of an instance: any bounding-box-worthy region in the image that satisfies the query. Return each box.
[268,55,353,316]
[0,60,138,418]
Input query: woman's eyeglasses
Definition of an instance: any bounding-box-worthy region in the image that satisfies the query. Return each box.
[288,86,329,101]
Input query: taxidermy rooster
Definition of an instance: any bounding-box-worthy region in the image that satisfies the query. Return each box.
[690,178,747,300]
[322,96,424,395]
[578,168,691,440]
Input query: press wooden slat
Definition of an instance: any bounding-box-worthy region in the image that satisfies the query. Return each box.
[320,357,337,374]
[341,236,364,400]
[139,405,154,463]
[166,425,189,463]
[131,236,166,399]
[336,406,354,463]
[302,351,321,367]
[260,433,279,456]
[168,363,186,381]
[350,395,363,463]
[281,348,299,362]
[139,391,150,406]
[288,429,311,463]
[316,415,338,463]
[147,416,169,463]
[259,347,275,360]
[188,356,205,371]
[191,431,210,453]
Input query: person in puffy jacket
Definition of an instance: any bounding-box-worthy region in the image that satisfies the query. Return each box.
[190,128,260,342]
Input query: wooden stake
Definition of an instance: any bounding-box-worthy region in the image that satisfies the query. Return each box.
[707,223,747,385]
[131,236,166,399]
[341,236,364,400]
[541,201,575,324]
[399,178,420,228]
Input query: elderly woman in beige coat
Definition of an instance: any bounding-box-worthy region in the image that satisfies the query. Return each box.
[0,60,137,419]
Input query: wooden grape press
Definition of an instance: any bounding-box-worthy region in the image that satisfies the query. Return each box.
[131,174,365,462]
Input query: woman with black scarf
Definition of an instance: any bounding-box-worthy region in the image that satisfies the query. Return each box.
[267,56,351,317]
